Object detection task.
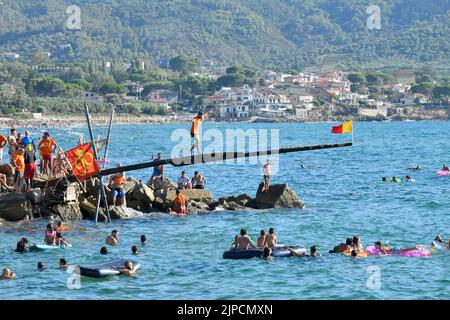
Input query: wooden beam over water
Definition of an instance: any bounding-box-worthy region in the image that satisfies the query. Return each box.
[100,142,353,176]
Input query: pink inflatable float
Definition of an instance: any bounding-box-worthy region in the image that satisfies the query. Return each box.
[365,246,431,257]
[437,170,450,176]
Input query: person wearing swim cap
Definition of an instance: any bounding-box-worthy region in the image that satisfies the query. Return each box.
[190,112,203,155]
[105,230,119,246]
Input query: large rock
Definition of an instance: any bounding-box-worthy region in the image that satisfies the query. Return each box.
[48,203,83,221]
[253,183,304,209]
[0,192,32,221]
[166,189,213,202]
[109,206,132,219]
[148,176,177,191]
[128,182,154,212]
[25,188,44,205]
[79,196,107,221]
[188,200,211,214]
[0,164,14,177]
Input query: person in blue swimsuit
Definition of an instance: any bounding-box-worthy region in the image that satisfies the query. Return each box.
[149,153,164,185]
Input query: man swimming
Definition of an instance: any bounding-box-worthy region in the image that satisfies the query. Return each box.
[262,247,272,260]
[105,230,119,246]
[265,228,278,248]
[16,237,29,252]
[330,238,353,253]
[374,241,420,254]
[442,163,450,171]
[116,260,136,276]
[233,229,256,250]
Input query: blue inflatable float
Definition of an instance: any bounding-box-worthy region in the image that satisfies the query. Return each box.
[223,246,305,259]
[78,259,141,278]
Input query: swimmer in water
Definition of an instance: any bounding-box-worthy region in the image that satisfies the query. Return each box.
[351,236,364,252]
[37,262,46,271]
[16,237,29,252]
[391,177,399,183]
[105,230,119,246]
[381,177,387,183]
[100,247,108,255]
[308,245,318,257]
[132,245,139,255]
[257,230,267,248]
[330,238,353,253]
[374,241,420,254]
[55,233,69,247]
[442,163,450,172]
[262,247,273,260]
[59,259,68,269]
[433,235,450,248]
[140,235,147,245]
[116,260,136,276]
[0,267,16,280]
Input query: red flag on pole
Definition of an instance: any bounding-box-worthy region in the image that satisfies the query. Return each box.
[65,143,100,181]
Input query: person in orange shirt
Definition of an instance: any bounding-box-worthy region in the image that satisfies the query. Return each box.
[108,166,127,208]
[0,133,7,165]
[38,132,56,176]
[173,189,188,215]
[13,148,25,192]
[190,112,203,155]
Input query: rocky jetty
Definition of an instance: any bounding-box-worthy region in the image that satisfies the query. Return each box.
[0,173,304,221]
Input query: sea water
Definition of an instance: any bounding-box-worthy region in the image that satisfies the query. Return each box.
[0,121,449,299]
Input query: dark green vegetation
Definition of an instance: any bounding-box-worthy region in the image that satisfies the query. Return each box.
[0,0,449,70]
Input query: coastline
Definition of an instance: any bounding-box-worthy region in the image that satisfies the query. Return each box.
[1,113,448,128]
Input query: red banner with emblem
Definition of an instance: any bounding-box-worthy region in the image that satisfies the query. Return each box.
[65,143,100,181]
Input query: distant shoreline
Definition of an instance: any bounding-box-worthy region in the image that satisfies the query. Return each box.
[0,114,448,129]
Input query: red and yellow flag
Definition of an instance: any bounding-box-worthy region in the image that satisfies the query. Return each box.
[65,143,100,181]
[331,120,353,134]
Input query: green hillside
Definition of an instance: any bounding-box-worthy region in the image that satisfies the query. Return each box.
[0,0,449,70]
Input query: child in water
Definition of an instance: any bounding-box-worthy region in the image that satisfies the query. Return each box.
[117,261,136,276]
[0,268,16,280]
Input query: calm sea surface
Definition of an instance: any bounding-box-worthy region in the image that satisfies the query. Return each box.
[1,121,449,299]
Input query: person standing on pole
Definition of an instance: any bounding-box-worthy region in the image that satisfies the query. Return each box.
[190,111,203,155]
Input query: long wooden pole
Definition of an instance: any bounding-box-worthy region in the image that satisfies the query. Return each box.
[84,104,111,223]
[100,142,353,176]
[102,108,114,170]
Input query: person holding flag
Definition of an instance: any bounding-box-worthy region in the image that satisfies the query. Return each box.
[190,111,203,155]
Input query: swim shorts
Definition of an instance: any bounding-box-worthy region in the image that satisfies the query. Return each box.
[112,188,125,198]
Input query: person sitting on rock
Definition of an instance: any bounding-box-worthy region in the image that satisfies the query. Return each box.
[0,172,13,192]
[234,229,256,251]
[177,171,192,190]
[0,267,16,280]
[105,230,119,246]
[108,165,127,208]
[191,171,206,189]
[264,228,277,248]
[173,189,188,215]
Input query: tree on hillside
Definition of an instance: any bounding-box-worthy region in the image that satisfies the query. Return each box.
[348,72,366,84]
[169,55,198,74]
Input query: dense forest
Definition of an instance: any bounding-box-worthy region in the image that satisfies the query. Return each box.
[0,0,449,70]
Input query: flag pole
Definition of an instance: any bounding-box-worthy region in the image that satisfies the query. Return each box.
[351,120,355,146]
[84,103,111,223]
